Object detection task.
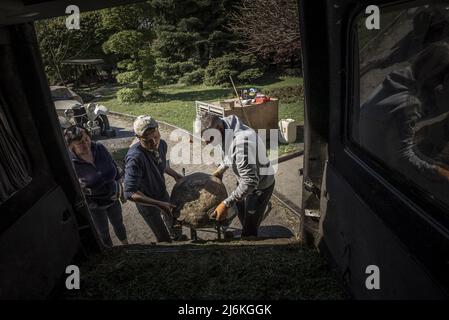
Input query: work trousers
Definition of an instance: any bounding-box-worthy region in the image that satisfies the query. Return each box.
[136,193,182,242]
[137,204,173,242]
[236,181,275,237]
[89,200,127,247]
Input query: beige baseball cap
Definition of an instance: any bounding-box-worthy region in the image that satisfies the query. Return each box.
[133,115,158,136]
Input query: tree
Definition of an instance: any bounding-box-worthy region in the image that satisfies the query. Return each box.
[35,11,111,84]
[101,3,157,99]
[149,0,238,84]
[228,0,301,68]
[204,53,264,86]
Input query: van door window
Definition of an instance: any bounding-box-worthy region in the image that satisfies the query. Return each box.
[353,4,449,208]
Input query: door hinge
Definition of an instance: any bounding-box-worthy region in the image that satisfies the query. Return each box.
[304,177,321,197]
[304,209,321,218]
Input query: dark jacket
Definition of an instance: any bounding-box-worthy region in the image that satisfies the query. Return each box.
[70,142,119,206]
[124,139,168,201]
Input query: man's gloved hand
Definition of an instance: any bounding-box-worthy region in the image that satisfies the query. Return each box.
[211,201,229,221]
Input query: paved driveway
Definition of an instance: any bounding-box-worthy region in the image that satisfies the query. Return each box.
[96,114,300,245]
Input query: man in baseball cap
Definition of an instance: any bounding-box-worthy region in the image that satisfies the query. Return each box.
[133,115,158,137]
[124,115,184,242]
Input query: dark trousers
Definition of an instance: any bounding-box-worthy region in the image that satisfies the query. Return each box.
[137,204,172,242]
[236,182,275,237]
[89,200,127,247]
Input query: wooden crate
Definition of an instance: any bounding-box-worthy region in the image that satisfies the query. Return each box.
[222,98,279,130]
[195,99,279,130]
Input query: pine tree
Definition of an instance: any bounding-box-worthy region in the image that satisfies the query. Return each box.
[149,0,238,84]
[101,3,157,101]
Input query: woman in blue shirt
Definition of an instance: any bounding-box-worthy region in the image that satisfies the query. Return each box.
[64,125,128,247]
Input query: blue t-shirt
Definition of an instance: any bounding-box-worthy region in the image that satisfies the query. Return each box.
[124,140,168,201]
[70,142,119,205]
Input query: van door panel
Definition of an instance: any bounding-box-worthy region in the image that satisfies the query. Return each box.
[0,187,79,299]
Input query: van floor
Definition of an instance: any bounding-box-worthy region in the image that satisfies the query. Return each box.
[62,239,346,300]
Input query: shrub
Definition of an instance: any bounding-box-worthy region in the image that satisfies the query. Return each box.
[155,58,177,84]
[264,85,304,102]
[204,54,239,86]
[204,53,265,86]
[237,68,264,83]
[102,30,144,56]
[177,60,197,74]
[179,68,205,85]
[117,59,135,71]
[117,88,143,103]
[240,54,258,66]
[116,71,140,84]
[155,57,199,84]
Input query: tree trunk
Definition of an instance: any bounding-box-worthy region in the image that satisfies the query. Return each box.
[134,51,144,91]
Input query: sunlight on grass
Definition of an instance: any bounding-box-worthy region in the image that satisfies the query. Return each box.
[98,76,304,155]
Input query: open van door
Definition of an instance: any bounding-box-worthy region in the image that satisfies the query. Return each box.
[299,0,449,299]
[0,0,140,299]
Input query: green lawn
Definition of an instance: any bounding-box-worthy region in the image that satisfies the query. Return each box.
[95,76,304,155]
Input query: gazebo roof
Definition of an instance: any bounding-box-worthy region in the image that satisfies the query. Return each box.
[62,59,104,65]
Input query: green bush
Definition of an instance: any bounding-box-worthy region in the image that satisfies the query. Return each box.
[264,85,304,102]
[240,54,258,66]
[155,57,199,84]
[154,58,175,84]
[117,88,143,103]
[179,68,205,85]
[204,53,265,86]
[177,60,197,74]
[116,71,140,84]
[117,59,137,71]
[204,54,238,86]
[102,30,144,56]
[237,68,264,83]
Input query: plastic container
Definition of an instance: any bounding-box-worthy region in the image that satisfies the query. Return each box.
[278,118,297,143]
[194,115,202,138]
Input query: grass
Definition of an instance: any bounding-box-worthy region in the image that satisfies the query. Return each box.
[94,76,304,156]
[279,101,304,124]
[62,242,346,300]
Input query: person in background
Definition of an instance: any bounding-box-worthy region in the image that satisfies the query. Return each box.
[124,115,184,242]
[64,125,128,247]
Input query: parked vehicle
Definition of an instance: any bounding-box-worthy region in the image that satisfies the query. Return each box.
[50,86,115,137]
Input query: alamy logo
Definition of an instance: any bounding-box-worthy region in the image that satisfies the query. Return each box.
[365,5,380,30]
[168,127,278,175]
[65,265,80,290]
[65,5,80,30]
[365,265,380,290]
